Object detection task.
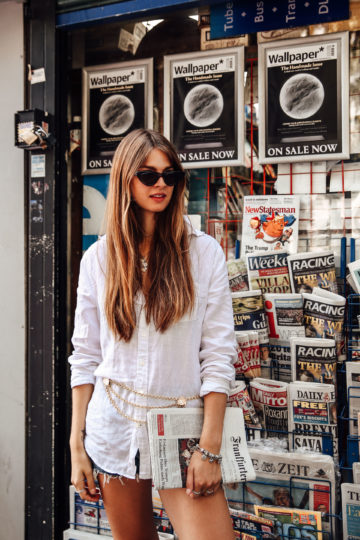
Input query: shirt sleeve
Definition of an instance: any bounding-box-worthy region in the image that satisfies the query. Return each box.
[68,247,102,388]
[199,241,236,397]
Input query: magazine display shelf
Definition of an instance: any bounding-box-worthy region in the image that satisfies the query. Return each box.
[68,486,175,537]
[228,474,340,540]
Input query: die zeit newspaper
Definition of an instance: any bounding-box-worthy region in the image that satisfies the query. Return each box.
[146,408,256,490]
[247,250,291,294]
[225,447,336,539]
[290,337,337,387]
[302,289,345,360]
[240,196,299,258]
[341,483,360,540]
[249,378,288,437]
[287,251,338,294]
[288,382,338,460]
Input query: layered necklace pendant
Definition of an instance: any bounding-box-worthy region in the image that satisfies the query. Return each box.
[140,256,148,273]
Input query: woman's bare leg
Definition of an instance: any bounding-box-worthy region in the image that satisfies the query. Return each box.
[159,486,235,540]
[98,475,159,540]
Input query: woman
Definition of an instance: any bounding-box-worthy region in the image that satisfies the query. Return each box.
[69,129,236,540]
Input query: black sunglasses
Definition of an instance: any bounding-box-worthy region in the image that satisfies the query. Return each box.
[135,169,185,187]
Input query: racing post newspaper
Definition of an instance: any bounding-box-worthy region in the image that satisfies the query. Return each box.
[287,251,338,294]
[264,293,305,340]
[246,250,291,294]
[147,407,256,490]
[249,378,288,437]
[302,289,345,361]
[225,446,336,539]
[288,381,338,460]
[290,337,337,386]
[341,483,360,540]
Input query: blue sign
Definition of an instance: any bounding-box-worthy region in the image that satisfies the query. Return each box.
[210,1,349,39]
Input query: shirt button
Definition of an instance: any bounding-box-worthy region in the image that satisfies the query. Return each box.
[140,361,145,367]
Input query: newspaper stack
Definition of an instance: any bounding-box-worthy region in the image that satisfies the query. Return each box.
[246,250,291,294]
[346,362,360,436]
[264,293,305,340]
[288,381,338,459]
[341,483,360,540]
[147,407,256,490]
[250,378,288,438]
[290,337,337,386]
[227,258,249,293]
[227,382,262,432]
[234,331,261,379]
[232,291,269,367]
[288,250,338,294]
[302,288,345,361]
[226,446,336,538]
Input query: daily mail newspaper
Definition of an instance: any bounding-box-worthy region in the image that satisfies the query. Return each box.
[225,447,336,538]
[247,250,291,294]
[287,251,338,294]
[302,290,345,361]
[288,381,338,460]
[147,407,256,490]
[250,378,288,437]
[346,362,360,436]
[341,483,360,540]
[264,293,305,340]
[240,195,299,257]
[290,337,337,386]
[254,506,323,540]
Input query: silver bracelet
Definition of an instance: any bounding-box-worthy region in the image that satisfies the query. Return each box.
[195,444,222,464]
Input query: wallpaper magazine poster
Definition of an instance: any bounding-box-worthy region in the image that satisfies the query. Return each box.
[164,47,244,168]
[82,59,153,174]
[258,32,349,164]
[240,195,299,258]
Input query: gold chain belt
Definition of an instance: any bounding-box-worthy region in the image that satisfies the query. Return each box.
[103,378,200,425]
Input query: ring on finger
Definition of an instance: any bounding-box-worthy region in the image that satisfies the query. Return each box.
[206,489,214,495]
[75,488,86,494]
[192,490,201,495]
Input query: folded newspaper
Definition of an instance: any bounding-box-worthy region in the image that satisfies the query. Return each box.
[288,381,338,459]
[290,337,337,386]
[341,483,360,540]
[147,407,256,490]
[264,293,305,340]
[287,251,338,294]
[246,250,291,294]
[226,446,336,539]
[302,289,345,361]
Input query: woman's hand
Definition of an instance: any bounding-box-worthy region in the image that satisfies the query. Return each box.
[185,450,222,499]
[70,445,100,502]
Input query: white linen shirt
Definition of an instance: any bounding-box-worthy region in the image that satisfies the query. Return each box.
[68,225,236,479]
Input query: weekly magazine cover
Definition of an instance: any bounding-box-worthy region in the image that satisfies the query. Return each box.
[247,250,291,294]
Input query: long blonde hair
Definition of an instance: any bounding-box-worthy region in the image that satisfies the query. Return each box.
[104,129,195,342]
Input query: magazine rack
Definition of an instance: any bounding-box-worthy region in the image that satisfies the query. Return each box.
[228,475,339,540]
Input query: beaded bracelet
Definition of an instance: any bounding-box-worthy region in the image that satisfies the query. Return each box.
[195,444,222,464]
